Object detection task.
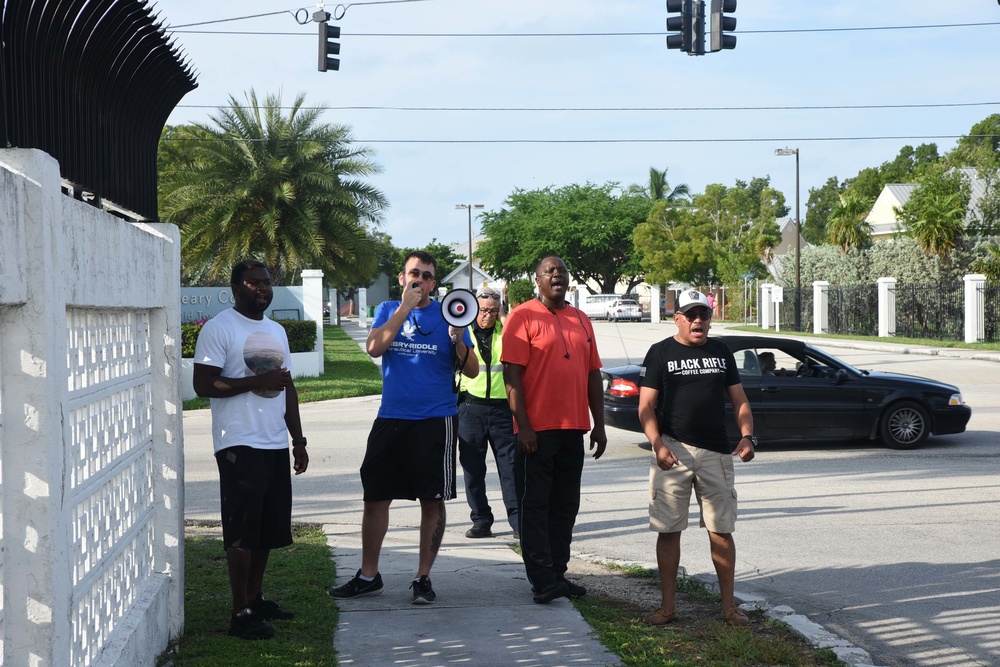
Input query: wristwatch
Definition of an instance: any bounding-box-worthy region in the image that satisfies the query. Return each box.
[292,436,307,448]
[741,434,758,447]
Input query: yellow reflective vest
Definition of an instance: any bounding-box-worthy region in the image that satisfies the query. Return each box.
[459,322,506,399]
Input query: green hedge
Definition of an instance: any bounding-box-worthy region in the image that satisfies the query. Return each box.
[181,319,318,358]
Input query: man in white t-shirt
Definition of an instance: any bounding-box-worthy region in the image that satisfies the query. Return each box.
[193,260,309,641]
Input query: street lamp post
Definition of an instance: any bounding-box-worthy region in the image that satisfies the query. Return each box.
[455,204,484,290]
[774,148,801,331]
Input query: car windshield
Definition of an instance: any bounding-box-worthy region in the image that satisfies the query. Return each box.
[733,344,862,379]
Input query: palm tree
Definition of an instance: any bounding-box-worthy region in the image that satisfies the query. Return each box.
[827,191,873,254]
[628,167,689,203]
[973,243,1000,281]
[908,192,966,261]
[160,90,388,285]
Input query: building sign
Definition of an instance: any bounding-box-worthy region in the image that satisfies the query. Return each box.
[181,286,306,322]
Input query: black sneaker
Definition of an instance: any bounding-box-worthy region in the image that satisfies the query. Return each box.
[250,593,295,620]
[410,576,436,604]
[558,577,587,597]
[328,570,384,599]
[465,524,493,538]
[228,607,274,640]
[532,580,569,604]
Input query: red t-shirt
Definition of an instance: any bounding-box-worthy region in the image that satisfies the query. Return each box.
[501,299,602,432]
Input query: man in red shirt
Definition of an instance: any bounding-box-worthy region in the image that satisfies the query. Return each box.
[502,255,607,604]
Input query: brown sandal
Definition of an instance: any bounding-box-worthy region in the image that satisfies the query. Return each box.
[643,607,679,625]
[722,607,750,626]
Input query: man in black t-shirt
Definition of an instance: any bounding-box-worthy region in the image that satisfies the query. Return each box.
[637,289,756,627]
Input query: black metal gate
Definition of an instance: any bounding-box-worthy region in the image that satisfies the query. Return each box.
[826,284,878,336]
[892,281,964,341]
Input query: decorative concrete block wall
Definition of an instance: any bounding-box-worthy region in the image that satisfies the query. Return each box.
[0,149,183,666]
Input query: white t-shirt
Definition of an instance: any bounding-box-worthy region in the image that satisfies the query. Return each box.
[193,308,293,453]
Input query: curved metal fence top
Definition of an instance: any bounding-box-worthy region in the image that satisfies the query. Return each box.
[1,0,198,220]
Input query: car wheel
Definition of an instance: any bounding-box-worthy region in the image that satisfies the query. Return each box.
[879,400,930,449]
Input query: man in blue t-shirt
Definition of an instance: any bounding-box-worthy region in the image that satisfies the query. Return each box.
[329,251,478,605]
[637,289,756,628]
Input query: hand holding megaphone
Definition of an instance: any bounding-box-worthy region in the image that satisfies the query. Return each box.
[441,289,479,328]
[401,280,423,310]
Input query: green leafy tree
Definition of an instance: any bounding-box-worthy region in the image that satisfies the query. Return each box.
[947,114,1000,169]
[896,165,970,261]
[635,177,783,286]
[804,176,844,245]
[827,191,874,254]
[477,182,647,294]
[507,278,536,307]
[843,144,940,203]
[973,243,1000,281]
[336,229,398,307]
[634,201,717,285]
[159,90,388,285]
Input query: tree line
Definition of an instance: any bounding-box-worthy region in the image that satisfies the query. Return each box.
[157,91,1000,302]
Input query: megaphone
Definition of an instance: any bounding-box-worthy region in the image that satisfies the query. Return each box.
[440,288,479,328]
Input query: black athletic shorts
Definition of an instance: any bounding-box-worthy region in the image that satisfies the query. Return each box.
[215,446,293,550]
[361,416,458,502]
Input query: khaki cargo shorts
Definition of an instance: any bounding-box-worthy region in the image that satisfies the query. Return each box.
[649,435,737,534]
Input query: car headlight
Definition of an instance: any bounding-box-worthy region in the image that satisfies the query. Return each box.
[948,393,963,406]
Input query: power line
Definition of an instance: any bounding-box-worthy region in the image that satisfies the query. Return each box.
[167,0,435,29]
[162,134,996,145]
[170,21,1000,36]
[175,101,1000,113]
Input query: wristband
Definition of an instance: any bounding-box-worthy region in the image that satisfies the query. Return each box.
[292,437,307,447]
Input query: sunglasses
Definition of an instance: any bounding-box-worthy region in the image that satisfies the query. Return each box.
[406,269,435,281]
[478,293,500,300]
[679,308,712,321]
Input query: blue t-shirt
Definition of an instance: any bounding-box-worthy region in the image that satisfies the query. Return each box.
[374,300,473,419]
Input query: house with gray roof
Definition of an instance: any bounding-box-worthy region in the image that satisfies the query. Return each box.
[866,168,989,240]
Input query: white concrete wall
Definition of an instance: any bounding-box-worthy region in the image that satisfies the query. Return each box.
[0,149,183,666]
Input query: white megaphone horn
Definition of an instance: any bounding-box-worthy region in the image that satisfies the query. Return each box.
[440,288,479,328]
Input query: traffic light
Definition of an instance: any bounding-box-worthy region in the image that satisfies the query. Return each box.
[317,16,341,72]
[710,0,737,52]
[690,0,705,56]
[666,0,706,56]
[666,0,692,53]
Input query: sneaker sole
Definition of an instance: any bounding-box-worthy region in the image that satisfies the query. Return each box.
[329,587,384,599]
[412,596,435,605]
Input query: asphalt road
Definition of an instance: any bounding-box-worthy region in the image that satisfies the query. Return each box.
[182,320,1000,667]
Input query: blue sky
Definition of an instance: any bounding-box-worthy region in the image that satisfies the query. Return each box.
[164,1,1000,249]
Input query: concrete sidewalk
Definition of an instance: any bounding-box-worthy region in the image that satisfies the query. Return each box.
[326,524,621,667]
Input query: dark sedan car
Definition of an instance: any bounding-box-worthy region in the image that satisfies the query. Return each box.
[602,335,971,449]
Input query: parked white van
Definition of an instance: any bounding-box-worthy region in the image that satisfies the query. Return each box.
[580,293,620,320]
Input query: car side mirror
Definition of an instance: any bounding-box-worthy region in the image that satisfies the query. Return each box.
[832,369,848,385]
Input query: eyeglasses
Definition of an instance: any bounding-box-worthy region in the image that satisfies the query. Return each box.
[679,308,712,321]
[478,293,500,300]
[480,308,499,315]
[406,269,435,280]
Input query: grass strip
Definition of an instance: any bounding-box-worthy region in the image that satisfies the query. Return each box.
[158,524,338,666]
[184,325,382,410]
[571,575,845,667]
